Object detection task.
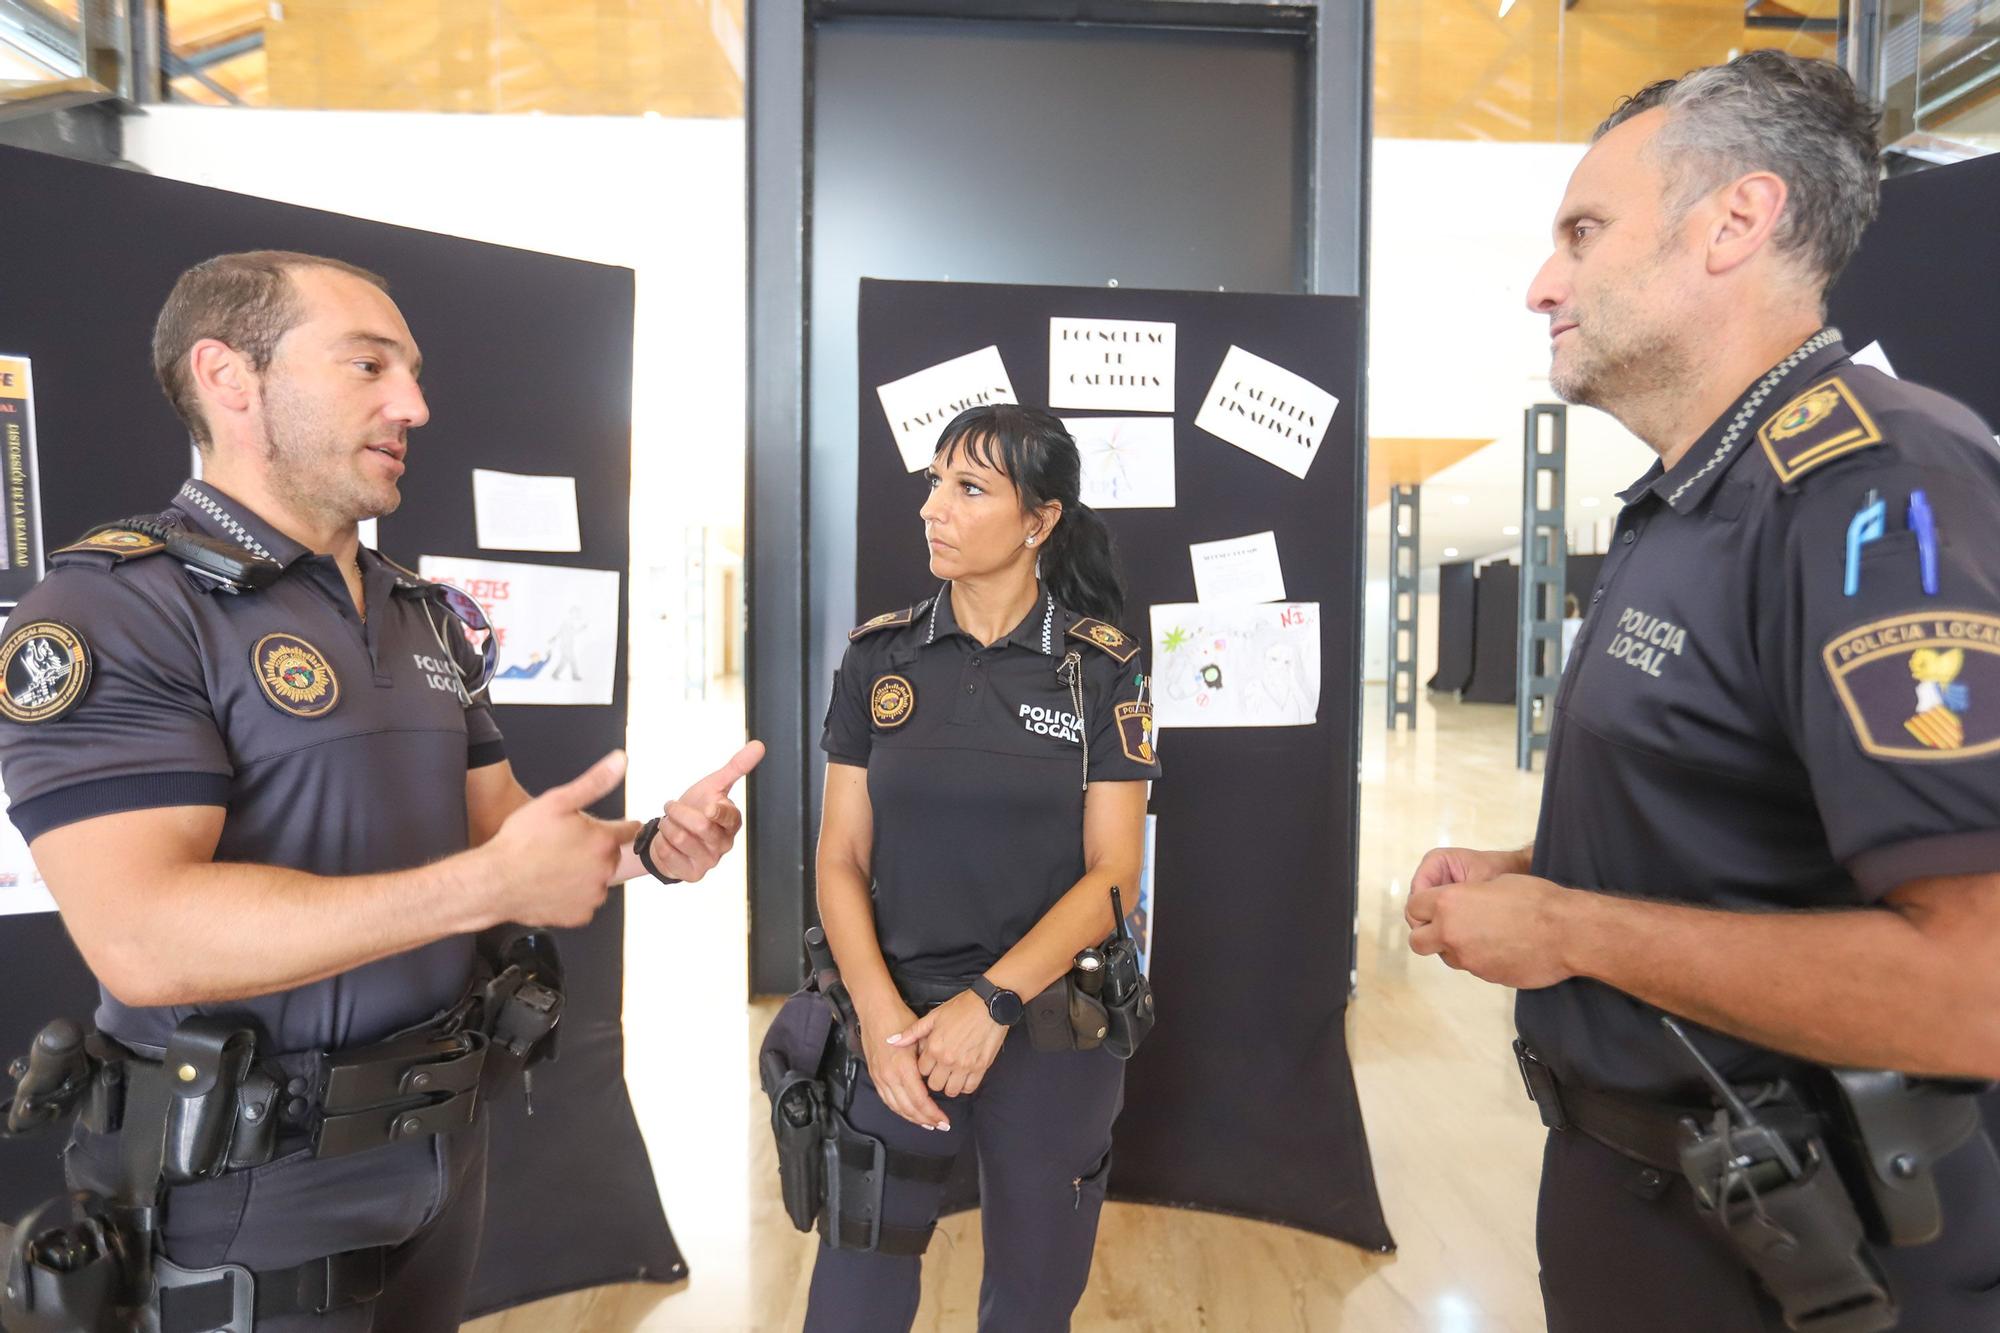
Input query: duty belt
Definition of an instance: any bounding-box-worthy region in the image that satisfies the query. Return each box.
[1514,1040,1696,1173]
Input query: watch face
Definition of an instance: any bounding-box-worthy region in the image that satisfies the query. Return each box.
[989,990,1025,1026]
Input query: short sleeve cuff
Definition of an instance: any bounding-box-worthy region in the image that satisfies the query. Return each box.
[1848,830,2000,897]
[9,771,231,842]
[467,739,508,770]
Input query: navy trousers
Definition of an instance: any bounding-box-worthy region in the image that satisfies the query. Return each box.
[804,1032,1125,1333]
[67,1114,489,1331]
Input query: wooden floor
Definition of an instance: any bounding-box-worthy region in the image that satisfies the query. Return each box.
[465,689,1551,1332]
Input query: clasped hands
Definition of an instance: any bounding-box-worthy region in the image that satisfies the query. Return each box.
[1404,845,1577,991]
[860,989,1008,1132]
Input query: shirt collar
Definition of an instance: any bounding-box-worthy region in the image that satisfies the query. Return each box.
[923,583,1059,655]
[1632,328,1850,515]
[170,479,313,567]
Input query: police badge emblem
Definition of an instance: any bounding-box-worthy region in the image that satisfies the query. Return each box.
[1823,612,2000,761]
[1114,700,1155,764]
[0,621,91,724]
[253,633,341,718]
[870,674,915,728]
[60,528,165,557]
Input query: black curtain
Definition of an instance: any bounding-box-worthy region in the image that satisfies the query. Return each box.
[0,144,681,1315]
[1461,561,1519,705]
[1826,152,2000,1162]
[850,278,1391,1250]
[1427,559,1476,693]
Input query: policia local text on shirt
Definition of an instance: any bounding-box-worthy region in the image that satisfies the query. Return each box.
[1408,54,2000,1333]
[0,250,759,1332]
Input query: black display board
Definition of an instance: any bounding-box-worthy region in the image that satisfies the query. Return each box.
[0,143,681,1315]
[1826,151,2000,1140]
[1462,561,1520,705]
[852,278,1391,1249]
[1828,152,2000,430]
[1427,559,1476,694]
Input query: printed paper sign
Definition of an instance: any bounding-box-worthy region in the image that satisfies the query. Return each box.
[1148,601,1320,729]
[1063,416,1176,509]
[875,346,1018,472]
[1188,531,1286,604]
[0,356,47,607]
[417,556,621,707]
[1193,346,1339,479]
[1048,317,1175,413]
[472,469,582,552]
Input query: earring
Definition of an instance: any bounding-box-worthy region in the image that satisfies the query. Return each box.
[1025,536,1037,546]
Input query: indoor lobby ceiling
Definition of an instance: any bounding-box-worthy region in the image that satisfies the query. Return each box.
[134,0,1835,123]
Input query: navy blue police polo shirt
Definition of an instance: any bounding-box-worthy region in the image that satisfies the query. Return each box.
[0,479,505,1054]
[1518,330,2000,1101]
[822,585,1161,979]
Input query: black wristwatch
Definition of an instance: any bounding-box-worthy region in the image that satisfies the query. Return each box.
[969,976,1023,1027]
[632,817,681,885]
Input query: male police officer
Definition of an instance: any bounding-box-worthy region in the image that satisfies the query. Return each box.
[0,251,761,1330]
[1408,54,2000,1331]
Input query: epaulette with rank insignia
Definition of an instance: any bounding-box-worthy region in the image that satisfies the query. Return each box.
[51,522,169,564]
[1067,617,1141,665]
[849,598,930,641]
[1758,376,1884,484]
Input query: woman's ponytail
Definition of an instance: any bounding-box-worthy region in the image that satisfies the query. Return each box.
[1043,500,1123,626]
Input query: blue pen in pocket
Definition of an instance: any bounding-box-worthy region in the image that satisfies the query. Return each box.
[1907,489,1940,596]
[1844,489,1885,597]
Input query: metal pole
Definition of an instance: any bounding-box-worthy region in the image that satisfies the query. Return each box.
[1517,404,1566,771]
[1386,483,1420,732]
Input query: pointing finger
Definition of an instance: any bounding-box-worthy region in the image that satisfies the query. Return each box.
[541,750,628,814]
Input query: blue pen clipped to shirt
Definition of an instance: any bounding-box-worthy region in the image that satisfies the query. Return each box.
[1907,489,1940,596]
[1844,489,1886,597]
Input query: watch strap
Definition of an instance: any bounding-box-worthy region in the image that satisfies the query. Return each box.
[633,816,681,885]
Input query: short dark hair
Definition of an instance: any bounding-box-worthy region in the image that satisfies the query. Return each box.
[153,250,388,447]
[1597,50,1882,300]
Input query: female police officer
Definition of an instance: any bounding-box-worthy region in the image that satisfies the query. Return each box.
[807,404,1160,1331]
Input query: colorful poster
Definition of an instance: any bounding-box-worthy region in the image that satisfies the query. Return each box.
[1127,814,1157,978]
[1062,416,1176,509]
[0,356,47,608]
[1148,601,1321,729]
[417,555,621,707]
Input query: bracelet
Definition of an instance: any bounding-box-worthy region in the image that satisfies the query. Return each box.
[633,816,681,884]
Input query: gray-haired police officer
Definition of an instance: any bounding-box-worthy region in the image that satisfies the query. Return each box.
[1407,53,2000,1333]
[804,405,1159,1332]
[0,250,760,1330]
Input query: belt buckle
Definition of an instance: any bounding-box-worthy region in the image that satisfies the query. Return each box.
[1513,1040,1568,1131]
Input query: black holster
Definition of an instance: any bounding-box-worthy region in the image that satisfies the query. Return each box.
[1677,1107,1895,1333]
[758,958,957,1257]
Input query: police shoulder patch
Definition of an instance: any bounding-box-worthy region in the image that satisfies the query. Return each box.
[870,674,915,728]
[1066,618,1141,664]
[52,525,167,562]
[1114,699,1156,765]
[0,620,91,724]
[1758,377,1883,484]
[1822,611,2000,761]
[252,632,340,718]
[849,600,926,641]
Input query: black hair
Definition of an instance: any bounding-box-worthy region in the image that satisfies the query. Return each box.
[931,404,1125,625]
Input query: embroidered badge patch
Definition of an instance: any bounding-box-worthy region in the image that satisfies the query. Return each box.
[59,528,165,558]
[850,606,916,641]
[870,674,915,728]
[1822,612,2000,761]
[1759,377,1883,484]
[1114,700,1156,764]
[1067,618,1141,664]
[252,633,340,718]
[0,620,91,724]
